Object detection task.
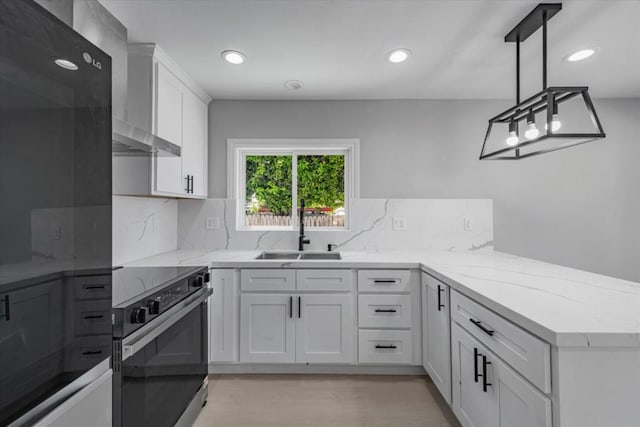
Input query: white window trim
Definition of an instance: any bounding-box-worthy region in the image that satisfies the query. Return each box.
[228,138,360,231]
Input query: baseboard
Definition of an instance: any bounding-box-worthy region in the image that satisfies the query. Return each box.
[209,363,428,375]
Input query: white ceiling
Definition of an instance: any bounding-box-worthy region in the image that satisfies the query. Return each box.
[100,0,640,100]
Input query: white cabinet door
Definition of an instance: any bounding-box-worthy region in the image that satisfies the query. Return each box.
[452,323,493,427]
[295,294,354,364]
[209,269,238,363]
[181,89,208,198]
[488,345,552,427]
[452,322,552,427]
[154,62,183,195]
[423,273,452,404]
[240,294,295,363]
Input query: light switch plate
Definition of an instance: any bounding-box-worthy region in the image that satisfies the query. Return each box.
[206,217,220,230]
[392,217,407,231]
[463,217,473,231]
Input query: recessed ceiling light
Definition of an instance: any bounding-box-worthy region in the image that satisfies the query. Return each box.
[386,48,411,63]
[221,50,245,65]
[565,48,596,62]
[284,80,304,90]
[54,58,78,70]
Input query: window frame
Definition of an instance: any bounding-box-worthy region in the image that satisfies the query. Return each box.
[228,139,360,231]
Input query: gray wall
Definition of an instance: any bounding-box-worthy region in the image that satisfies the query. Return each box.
[208,99,640,281]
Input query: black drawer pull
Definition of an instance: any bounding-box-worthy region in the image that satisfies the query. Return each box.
[375,345,397,349]
[81,350,103,356]
[298,296,301,319]
[373,280,396,284]
[474,347,481,383]
[482,355,492,392]
[84,285,106,291]
[289,296,293,319]
[374,309,397,313]
[83,314,104,320]
[437,285,445,311]
[470,318,495,336]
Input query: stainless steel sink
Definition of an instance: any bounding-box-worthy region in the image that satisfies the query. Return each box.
[254,251,341,260]
[299,252,342,260]
[254,252,301,260]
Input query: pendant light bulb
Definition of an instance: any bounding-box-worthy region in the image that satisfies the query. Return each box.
[524,111,539,140]
[545,102,562,132]
[506,121,519,146]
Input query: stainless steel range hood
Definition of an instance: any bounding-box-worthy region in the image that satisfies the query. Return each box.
[38,0,181,157]
[112,118,181,156]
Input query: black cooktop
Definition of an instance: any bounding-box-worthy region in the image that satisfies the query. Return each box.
[112,266,205,308]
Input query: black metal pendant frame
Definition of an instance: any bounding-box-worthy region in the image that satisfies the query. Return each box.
[479,3,606,160]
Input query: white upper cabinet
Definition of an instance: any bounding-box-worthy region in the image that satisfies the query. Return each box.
[181,88,208,198]
[113,43,211,199]
[155,62,183,147]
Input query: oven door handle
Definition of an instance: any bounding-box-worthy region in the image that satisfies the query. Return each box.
[121,287,212,361]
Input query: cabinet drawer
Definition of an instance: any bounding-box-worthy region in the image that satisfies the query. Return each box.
[451,290,551,393]
[358,294,412,328]
[73,301,112,336]
[65,337,112,371]
[358,330,413,365]
[73,275,112,300]
[358,270,413,293]
[296,270,353,292]
[241,269,296,291]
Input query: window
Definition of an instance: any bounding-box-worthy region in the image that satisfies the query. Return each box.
[229,139,359,230]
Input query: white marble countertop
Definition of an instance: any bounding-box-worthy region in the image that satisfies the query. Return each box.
[125,249,640,348]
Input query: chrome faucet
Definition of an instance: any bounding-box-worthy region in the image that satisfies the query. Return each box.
[298,199,310,251]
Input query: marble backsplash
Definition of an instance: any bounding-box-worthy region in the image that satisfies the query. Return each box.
[177,199,493,253]
[113,196,178,266]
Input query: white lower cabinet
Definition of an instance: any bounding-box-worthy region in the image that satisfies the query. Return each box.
[240,294,295,363]
[358,329,413,365]
[295,294,354,364]
[209,269,239,363]
[452,322,552,427]
[240,293,353,364]
[422,273,452,404]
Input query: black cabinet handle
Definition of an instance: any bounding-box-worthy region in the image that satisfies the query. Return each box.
[437,285,445,311]
[470,318,495,336]
[83,314,104,320]
[374,309,397,313]
[298,296,301,318]
[289,296,293,319]
[482,355,492,392]
[0,295,9,321]
[375,344,397,349]
[185,175,190,193]
[189,175,194,194]
[373,279,396,284]
[84,285,106,291]
[81,350,103,356]
[474,347,481,383]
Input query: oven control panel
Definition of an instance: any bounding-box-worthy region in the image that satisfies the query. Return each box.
[113,268,210,337]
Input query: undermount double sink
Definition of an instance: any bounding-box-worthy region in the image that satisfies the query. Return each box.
[254,251,342,260]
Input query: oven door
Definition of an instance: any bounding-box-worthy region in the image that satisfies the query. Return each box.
[116,288,211,427]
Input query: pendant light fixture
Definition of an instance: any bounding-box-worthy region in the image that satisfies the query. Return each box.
[479,3,606,160]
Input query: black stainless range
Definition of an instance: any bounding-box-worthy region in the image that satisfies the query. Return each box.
[112,266,212,427]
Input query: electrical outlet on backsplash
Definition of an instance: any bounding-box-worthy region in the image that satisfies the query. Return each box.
[177,198,494,252]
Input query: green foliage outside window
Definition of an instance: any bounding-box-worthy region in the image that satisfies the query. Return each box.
[245,154,345,215]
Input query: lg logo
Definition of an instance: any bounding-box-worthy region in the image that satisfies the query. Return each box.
[83,52,102,70]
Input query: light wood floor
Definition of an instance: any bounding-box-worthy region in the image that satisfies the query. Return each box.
[194,374,460,427]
